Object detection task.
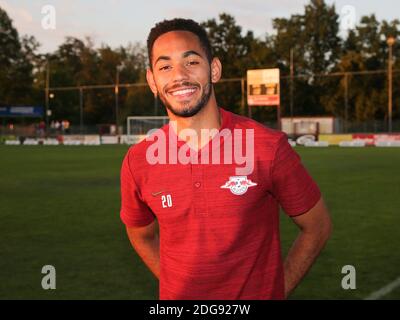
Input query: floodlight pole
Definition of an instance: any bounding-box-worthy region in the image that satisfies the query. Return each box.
[241,77,245,116]
[387,36,395,133]
[79,87,83,134]
[344,72,349,133]
[115,67,120,135]
[45,59,50,132]
[290,48,294,120]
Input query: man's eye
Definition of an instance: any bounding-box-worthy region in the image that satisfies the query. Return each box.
[159,65,171,71]
[187,61,199,66]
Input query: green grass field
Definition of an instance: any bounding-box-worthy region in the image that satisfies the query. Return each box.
[0,145,399,300]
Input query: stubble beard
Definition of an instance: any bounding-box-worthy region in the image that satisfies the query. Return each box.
[158,77,213,118]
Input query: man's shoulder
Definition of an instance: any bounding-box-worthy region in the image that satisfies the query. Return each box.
[228,110,287,145]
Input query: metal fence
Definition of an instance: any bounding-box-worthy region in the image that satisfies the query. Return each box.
[1,68,399,137]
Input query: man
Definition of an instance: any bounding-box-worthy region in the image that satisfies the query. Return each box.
[120,18,332,300]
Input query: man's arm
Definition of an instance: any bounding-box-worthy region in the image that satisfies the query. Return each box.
[284,197,332,298]
[125,220,160,279]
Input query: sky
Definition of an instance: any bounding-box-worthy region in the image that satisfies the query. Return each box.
[1,0,399,53]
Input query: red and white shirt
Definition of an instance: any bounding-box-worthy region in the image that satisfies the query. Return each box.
[120,107,321,300]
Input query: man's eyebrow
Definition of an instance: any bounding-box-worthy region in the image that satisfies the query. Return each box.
[154,55,171,65]
[182,50,203,58]
[154,51,203,65]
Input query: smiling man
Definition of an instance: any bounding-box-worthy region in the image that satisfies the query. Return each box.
[120,18,332,300]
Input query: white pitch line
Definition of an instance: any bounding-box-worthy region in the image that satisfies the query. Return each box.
[364,277,400,300]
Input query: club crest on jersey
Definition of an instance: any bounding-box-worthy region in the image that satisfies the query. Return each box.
[220,176,257,195]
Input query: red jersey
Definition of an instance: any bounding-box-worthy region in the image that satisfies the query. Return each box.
[120,107,321,300]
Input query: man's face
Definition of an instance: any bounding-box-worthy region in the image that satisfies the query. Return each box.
[147,31,218,118]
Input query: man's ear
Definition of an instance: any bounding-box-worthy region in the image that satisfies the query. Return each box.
[210,57,222,83]
[146,68,158,95]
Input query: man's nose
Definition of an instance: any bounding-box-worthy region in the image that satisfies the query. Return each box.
[171,63,189,82]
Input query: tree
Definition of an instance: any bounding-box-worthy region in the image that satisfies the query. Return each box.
[303,0,341,74]
[202,13,275,118]
[1,2,399,128]
[0,6,38,106]
[40,37,153,125]
[270,0,342,117]
[327,15,400,122]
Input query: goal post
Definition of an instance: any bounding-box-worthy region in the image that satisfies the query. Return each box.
[281,116,336,139]
[126,116,169,144]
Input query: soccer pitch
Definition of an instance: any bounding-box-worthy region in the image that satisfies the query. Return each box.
[0,145,399,300]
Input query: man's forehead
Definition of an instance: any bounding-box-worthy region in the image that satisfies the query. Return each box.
[152,30,205,57]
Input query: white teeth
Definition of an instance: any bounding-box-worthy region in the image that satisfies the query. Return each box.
[171,88,196,96]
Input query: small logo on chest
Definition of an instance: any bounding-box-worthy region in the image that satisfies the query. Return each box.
[220,176,257,195]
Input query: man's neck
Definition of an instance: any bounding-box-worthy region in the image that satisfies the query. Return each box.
[168,98,221,151]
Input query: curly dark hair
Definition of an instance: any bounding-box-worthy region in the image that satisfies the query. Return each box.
[147,18,212,69]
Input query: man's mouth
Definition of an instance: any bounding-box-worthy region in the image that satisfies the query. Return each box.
[167,87,198,99]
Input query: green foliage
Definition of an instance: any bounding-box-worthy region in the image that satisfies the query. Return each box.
[0,1,399,124]
[0,7,39,105]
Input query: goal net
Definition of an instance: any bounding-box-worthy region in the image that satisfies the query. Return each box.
[126,116,169,144]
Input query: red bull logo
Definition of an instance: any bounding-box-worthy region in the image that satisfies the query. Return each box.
[220,176,257,195]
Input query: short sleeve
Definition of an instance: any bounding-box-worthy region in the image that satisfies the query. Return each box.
[270,135,321,217]
[120,150,155,227]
